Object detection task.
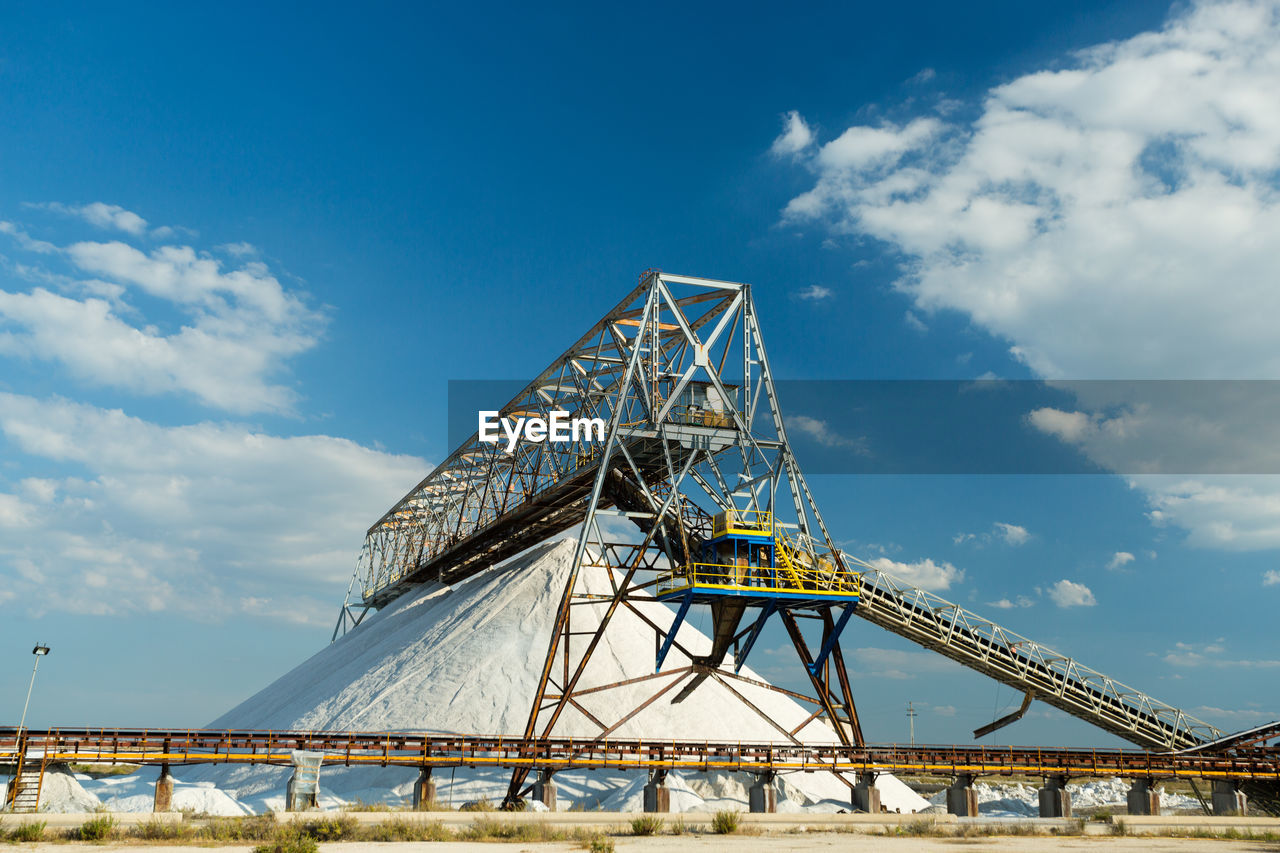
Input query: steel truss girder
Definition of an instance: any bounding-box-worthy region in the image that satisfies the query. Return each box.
[342,269,1222,809]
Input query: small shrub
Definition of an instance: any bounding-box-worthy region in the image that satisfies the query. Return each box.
[300,814,358,841]
[459,798,496,812]
[201,814,278,842]
[253,826,318,853]
[1091,807,1112,821]
[587,834,615,853]
[131,818,194,840]
[898,818,935,836]
[711,809,739,834]
[630,815,663,836]
[1110,818,1129,837]
[10,820,46,842]
[75,815,118,841]
[669,817,687,835]
[366,818,451,842]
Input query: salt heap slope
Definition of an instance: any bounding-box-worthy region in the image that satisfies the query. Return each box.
[190,538,925,813]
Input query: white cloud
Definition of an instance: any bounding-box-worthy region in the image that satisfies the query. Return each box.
[988,595,1035,609]
[1164,640,1280,668]
[1047,578,1097,607]
[845,646,963,680]
[785,1,1280,379]
[34,202,149,235]
[780,0,1280,553]
[788,414,867,451]
[993,522,1030,546]
[771,110,814,157]
[0,223,324,413]
[866,555,964,590]
[909,68,937,85]
[955,521,1030,547]
[1131,476,1280,550]
[794,284,832,300]
[1265,569,1280,586]
[1108,550,1136,569]
[0,393,425,622]
[904,310,927,332]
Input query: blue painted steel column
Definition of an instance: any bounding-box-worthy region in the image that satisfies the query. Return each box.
[807,604,856,676]
[656,592,693,672]
[734,600,777,673]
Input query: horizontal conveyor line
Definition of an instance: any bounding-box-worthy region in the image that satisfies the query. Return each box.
[3,728,1274,781]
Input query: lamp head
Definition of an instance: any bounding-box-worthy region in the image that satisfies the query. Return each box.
[32,644,50,656]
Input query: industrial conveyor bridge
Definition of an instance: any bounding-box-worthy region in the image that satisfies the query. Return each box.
[4,727,1278,782]
[333,271,1236,808]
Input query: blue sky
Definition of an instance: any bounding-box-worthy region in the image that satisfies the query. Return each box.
[2,0,1278,746]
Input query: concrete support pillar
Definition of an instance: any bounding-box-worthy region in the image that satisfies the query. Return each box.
[1038,775,1071,818]
[1211,780,1247,815]
[852,773,881,814]
[1127,778,1160,816]
[153,764,174,813]
[533,769,557,812]
[286,750,323,812]
[749,771,776,813]
[947,773,979,817]
[642,769,670,813]
[412,768,436,810]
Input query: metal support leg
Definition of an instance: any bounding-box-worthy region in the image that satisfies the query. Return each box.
[656,592,693,672]
[853,773,880,813]
[412,768,436,810]
[808,604,855,675]
[533,769,557,811]
[643,769,670,813]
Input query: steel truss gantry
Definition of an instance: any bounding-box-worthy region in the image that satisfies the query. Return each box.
[338,270,1223,810]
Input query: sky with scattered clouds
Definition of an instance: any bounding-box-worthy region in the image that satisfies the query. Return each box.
[1,0,1276,745]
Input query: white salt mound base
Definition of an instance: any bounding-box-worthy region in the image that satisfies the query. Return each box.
[925,779,1202,817]
[29,539,927,814]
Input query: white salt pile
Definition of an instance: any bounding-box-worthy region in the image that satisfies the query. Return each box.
[170,537,926,814]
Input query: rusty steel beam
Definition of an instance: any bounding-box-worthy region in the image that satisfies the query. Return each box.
[4,728,1277,785]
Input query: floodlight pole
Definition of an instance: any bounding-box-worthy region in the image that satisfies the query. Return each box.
[18,645,51,735]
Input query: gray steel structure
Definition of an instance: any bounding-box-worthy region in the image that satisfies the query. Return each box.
[335,271,1221,808]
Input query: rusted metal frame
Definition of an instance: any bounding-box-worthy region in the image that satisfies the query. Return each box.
[716,669,822,705]
[621,599,698,664]
[570,666,693,698]
[781,610,853,748]
[707,671,803,746]
[535,478,688,739]
[788,706,827,737]
[822,608,865,747]
[565,697,609,732]
[595,669,694,739]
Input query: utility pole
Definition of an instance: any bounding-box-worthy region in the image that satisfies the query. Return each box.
[906,701,917,747]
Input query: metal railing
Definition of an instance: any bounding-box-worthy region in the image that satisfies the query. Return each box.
[658,560,860,598]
